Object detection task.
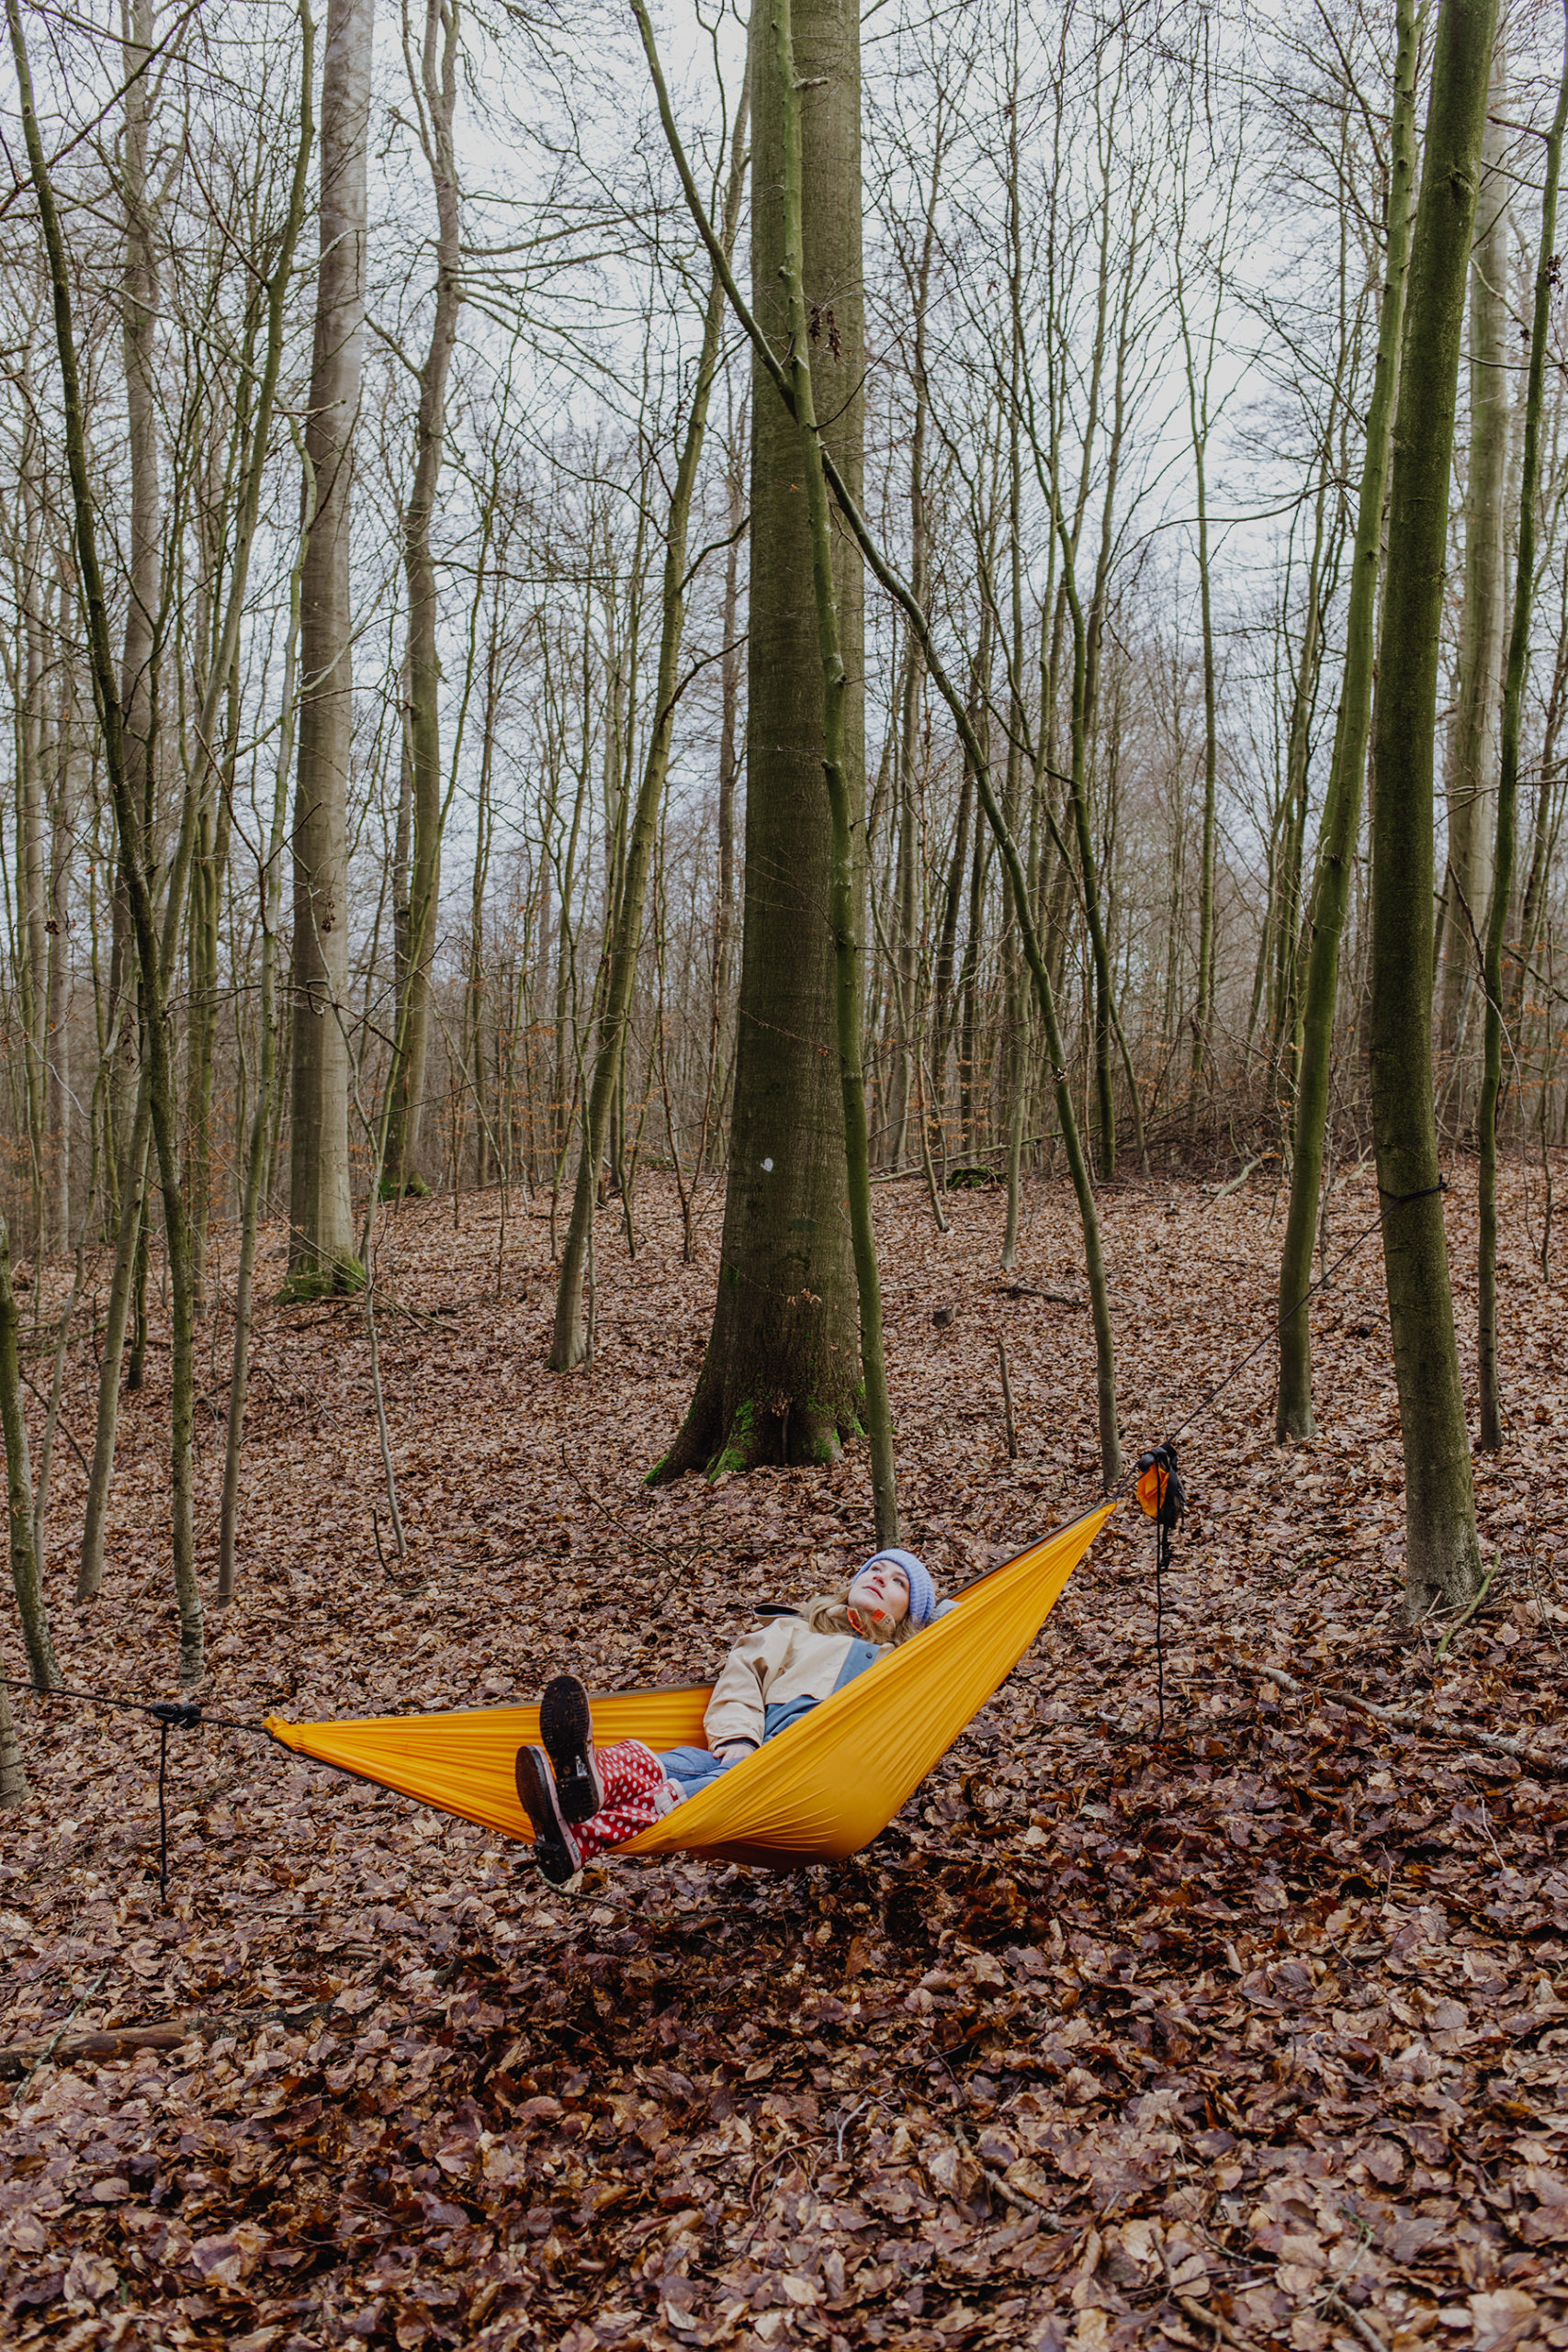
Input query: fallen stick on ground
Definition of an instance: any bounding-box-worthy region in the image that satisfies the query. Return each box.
[977,2162,1068,2228]
[1171,2289,1266,2352]
[1245,1661,1567,1780]
[1,1996,338,2082]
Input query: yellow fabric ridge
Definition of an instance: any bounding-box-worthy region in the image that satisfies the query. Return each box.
[265,1503,1114,1867]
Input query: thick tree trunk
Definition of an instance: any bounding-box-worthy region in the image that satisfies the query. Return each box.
[1277,0,1420,1442]
[1479,28,1567,1452]
[641,0,1122,1488]
[765,0,897,1539]
[288,0,372,1294]
[1438,61,1510,1048]
[1369,0,1497,1619]
[651,0,866,1482]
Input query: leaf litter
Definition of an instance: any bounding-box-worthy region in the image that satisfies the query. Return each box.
[2,1164,1567,2351]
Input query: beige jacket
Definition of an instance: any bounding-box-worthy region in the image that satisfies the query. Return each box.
[702,1600,901,1753]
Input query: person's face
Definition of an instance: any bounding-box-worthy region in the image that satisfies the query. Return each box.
[847,1561,910,1634]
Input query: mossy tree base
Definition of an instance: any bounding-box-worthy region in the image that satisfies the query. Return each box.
[277,1254,367,1305]
[649,1269,863,1484]
[649,1363,855,1485]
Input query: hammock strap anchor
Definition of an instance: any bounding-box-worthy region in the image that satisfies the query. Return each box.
[1,1678,265,1905]
[1135,1444,1186,1739]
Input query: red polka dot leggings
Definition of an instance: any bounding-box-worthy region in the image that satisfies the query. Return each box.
[573,1739,678,1862]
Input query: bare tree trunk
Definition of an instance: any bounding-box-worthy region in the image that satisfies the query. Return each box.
[642,0,871,1482]
[1276,0,1420,1442]
[77,1079,150,1600]
[1369,0,1497,1619]
[186,712,233,1316]
[220,499,311,1601]
[1179,293,1220,1091]
[385,0,463,1196]
[0,1218,57,1690]
[1438,55,1511,1049]
[7,0,204,1682]
[118,0,160,1207]
[1479,26,1567,1452]
[288,0,372,1295]
[0,1647,26,1806]
[764,0,897,1538]
[44,717,73,1250]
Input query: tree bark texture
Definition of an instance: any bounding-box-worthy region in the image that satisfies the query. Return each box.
[1478,21,1567,1452]
[0,1647,25,1807]
[1369,0,1497,1617]
[654,0,866,1481]
[1439,55,1510,1046]
[289,0,372,1291]
[0,1218,57,1690]
[385,0,462,1195]
[765,0,898,1540]
[1276,0,1420,1442]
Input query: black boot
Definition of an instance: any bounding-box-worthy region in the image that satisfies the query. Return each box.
[514,1747,582,1887]
[539,1674,604,1826]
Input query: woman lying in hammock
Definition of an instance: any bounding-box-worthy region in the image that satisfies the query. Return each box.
[513,1549,953,1885]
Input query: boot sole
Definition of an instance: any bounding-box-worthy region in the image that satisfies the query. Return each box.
[514,1746,581,1885]
[539,1675,604,1825]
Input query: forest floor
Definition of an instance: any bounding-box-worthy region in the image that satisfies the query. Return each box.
[2,1161,1567,2352]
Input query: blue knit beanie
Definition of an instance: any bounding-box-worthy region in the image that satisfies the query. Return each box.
[858,1547,939,1629]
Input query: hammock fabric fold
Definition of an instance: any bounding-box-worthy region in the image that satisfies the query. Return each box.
[265,1502,1115,1867]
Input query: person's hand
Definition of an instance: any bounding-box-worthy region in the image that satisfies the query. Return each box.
[714,1738,757,1764]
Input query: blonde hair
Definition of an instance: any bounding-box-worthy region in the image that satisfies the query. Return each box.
[801,1591,920,1647]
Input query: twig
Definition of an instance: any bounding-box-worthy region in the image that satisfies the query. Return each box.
[2,1993,339,2081]
[15,1965,110,2096]
[1435,1557,1497,1657]
[998,1283,1083,1307]
[1171,2289,1266,2352]
[555,1440,712,1591]
[952,2124,1070,2228]
[1211,1155,1271,1200]
[1245,1660,1567,1779]
[1322,2287,1388,2352]
[978,2162,1069,2226]
[998,1334,1019,1459]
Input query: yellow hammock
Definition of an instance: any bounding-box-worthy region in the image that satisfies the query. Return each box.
[265,1503,1114,1868]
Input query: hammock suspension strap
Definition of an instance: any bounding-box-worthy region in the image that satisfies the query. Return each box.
[1136,1443,1186,1738]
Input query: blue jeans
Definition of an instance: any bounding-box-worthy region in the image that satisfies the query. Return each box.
[656,1743,736,1795]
